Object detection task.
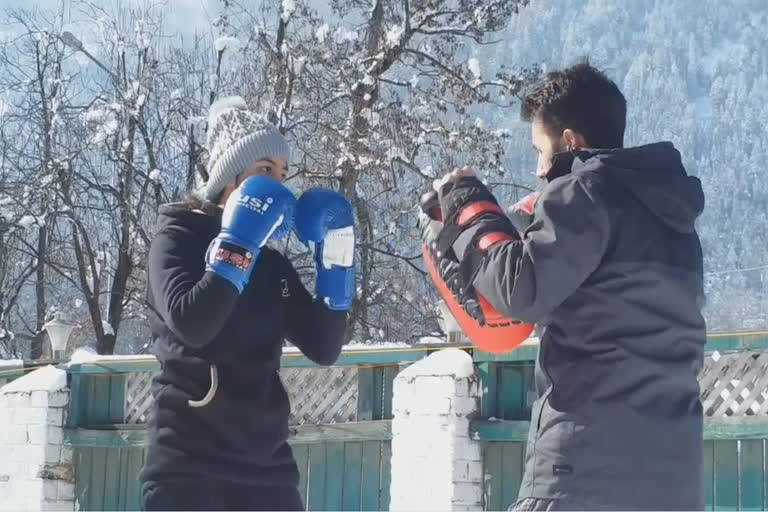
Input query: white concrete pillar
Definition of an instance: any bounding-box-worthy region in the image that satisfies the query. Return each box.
[390,348,484,511]
[0,365,74,512]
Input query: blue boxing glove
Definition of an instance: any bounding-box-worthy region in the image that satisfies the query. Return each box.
[294,188,356,310]
[206,175,297,294]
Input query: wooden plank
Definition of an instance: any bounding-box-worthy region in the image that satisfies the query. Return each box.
[64,420,393,448]
[382,366,399,420]
[502,443,524,508]
[765,440,768,512]
[704,417,768,440]
[74,447,92,511]
[500,364,525,420]
[740,439,764,511]
[283,348,431,368]
[341,442,363,511]
[89,375,113,425]
[473,343,539,363]
[307,443,326,511]
[324,442,345,510]
[705,332,768,353]
[109,375,126,424]
[483,442,504,511]
[290,421,392,444]
[714,440,739,511]
[472,420,531,442]
[58,333,768,376]
[65,417,768,448]
[379,441,392,511]
[64,427,148,448]
[67,359,161,374]
[477,362,498,418]
[293,444,310,508]
[67,373,84,428]
[523,362,536,412]
[357,369,375,421]
[90,447,108,512]
[360,441,382,511]
[65,347,438,374]
[473,418,768,443]
[128,448,146,511]
[372,368,384,421]
[117,448,130,511]
[102,445,121,511]
[703,440,714,511]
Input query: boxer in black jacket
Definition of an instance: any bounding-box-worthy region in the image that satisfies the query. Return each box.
[428,63,706,511]
[140,97,349,511]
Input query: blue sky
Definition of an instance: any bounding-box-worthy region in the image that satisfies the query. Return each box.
[1,0,222,41]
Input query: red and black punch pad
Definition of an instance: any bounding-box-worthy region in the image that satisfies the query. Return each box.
[419,191,533,354]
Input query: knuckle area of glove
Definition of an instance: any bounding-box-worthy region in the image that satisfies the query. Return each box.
[441,181,496,221]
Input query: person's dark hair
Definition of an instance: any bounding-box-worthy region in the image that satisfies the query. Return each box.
[521,61,627,148]
[183,193,221,215]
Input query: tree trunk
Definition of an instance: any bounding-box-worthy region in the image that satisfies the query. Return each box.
[31,40,53,359]
[340,0,386,342]
[103,116,138,354]
[31,226,47,359]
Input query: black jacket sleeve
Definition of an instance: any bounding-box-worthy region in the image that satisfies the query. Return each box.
[471,174,611,324]
[281,260,347,366]
[148,226,239,349]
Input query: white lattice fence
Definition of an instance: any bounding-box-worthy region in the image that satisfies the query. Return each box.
[124,366,359,425]
[122,350,768,424]
[282,367,359,424]
[125,370,155,424]
[700,350,768,417]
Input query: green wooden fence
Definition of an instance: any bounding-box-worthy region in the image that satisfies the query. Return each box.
[43,331,768,510]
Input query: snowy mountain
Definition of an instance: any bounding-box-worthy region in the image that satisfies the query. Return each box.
[476,0,768,332]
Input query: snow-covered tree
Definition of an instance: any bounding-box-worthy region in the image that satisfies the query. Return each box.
[213,0,534,342]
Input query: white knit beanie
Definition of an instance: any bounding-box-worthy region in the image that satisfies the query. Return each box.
[203,96,290,201]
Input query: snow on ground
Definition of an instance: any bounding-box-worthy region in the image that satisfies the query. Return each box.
[0,358,23,368]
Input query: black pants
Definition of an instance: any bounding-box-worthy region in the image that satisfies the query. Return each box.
[143,479,304,511]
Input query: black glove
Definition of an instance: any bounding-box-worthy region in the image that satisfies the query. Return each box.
[430,177,519,285]
[419,189,518,327]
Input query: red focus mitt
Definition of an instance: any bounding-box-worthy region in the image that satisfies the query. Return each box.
[419,188,533,354]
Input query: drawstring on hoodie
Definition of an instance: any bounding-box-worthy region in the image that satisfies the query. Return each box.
[188,365,219,408]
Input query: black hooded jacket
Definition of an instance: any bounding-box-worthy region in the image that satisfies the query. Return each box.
[139,202,347,490]
[471,142,707,509]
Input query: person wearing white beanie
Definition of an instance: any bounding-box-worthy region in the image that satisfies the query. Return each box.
[203,96,292,203]
[140,97,350,511]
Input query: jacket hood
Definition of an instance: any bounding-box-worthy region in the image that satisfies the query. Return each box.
[572,142,705,233]
[156,201,222,234]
